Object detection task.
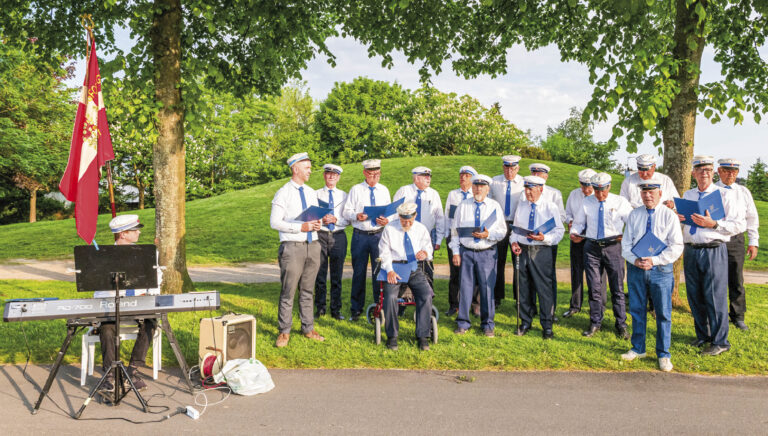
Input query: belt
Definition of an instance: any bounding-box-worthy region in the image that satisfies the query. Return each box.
[319,229,346,234]
[460,245,494,252]
[587,236,622,247]
[685,242,722,249]
[353,228,384,235]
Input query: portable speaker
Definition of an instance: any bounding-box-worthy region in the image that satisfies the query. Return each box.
[198,314,256,368]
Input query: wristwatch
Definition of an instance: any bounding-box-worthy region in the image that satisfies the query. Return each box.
[712,221,719,230]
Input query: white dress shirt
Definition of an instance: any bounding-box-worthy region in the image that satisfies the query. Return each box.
[716,181,760,246]
[444,187,472,239]
[542,185,566,222]
[342,181,393,231]
[316,185,349,231]
[565,188,592,225]
[620,171,679,208]
[489,174,524,221]
[509,198,565,246]
[393,184,445,244]
[378,220,434,274]
[449,197,508,252]
[621,204,684,266]
[681,184,744,244]
[270,180,319,242]
[570,193,633,239]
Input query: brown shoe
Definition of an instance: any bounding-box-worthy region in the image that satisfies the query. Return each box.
[275,333,290,348]
[303,330,325,341]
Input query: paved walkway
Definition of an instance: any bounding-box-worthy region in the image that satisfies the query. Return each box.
[2,365,767,434]
[2,259,768,285]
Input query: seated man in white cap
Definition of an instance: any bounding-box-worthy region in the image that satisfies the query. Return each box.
[378,202,434,351]
[489,155,524,308]
[716,158,759,331]
[95,214,160,392]
[620,154,678,209]
[270,152,325,348]
[563,168,596,318]
[620,176,683,372]
[510,176,565,339]
[444,165,478,316]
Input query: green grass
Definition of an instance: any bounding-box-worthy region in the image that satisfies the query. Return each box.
[2,279,766,375]
[1,155,766,270]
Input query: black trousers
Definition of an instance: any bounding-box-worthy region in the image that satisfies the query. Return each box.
[314,230,348,314]
[726,233,747,321]
[99,318,157,372]
[569,239,586,310]
[584,240,627,328]
[518,244,555,330]
[494,222,514,302]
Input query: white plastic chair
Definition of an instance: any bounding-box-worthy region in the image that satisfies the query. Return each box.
[80,323,162,386]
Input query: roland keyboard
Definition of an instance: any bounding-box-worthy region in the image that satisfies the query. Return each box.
[3,291,220,322]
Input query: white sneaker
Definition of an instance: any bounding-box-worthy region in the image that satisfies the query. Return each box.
[658,357,673,372]
[621,350,646,361]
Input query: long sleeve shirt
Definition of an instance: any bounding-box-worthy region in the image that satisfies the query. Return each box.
[716,181,760,247]
[316,186,349,231]
[542,185,566,223]
[565,188,591,226]
[621,204,684,266]
[570,193,633,240]
[378,220,434,273]
[443,187,472,240]
[489,174,524,221]
[449,197,508,252]
[393,184,445,244]
[620,171,679,208]
[342,181,393,231]
[270,180,319,242]
[681,184,744,244]
[509,198,565,246]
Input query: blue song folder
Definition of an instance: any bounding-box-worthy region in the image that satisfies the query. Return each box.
[376,262,416,283]
[457,210,498,238]
[511,217,557,237]
[318,199,329,208]
[295,205,333,222]
[364,197,405,225]
[674,190,725,227]
[631,231,668,258]
[448,204,458,219]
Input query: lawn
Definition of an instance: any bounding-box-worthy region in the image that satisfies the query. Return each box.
[1,279,766,375]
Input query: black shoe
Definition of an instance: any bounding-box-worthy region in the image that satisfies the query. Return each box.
[99,375,115,393]
[689,338,708,347]
[126,366,148,391]
[734,320,749,331]
[515,325,531,336]
[616,325,630,340]
[582,324,601,337]
[331,312,345,320]
[418,337,430,351]
[314,308,326,318]
[445,307,458,316]
[397,306,406,318]
[543,329,554,340]
[386,337,398,350]
[562,308,579,318]
[494,299,502,309]
[553,316,560,324]
[350,313,361,322]
[454,327,468,335]
[701,344,730,356]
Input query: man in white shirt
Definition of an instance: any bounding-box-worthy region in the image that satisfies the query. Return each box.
[716,158,760,331]
[450,174,508,337]
[563,168,596,318]
[620,154,679,209]
[680,156,743,356]
[489,155,524,308]
[341,159,394,321]
[270,152,325,348]
[378,202,435,351]
[570,172,633,339]
[620,177,683,372]
[444,166,477,316]
[510,176,565,339]
[314,164,349,321]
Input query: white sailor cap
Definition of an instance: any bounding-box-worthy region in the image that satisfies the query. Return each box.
[578,168,597,184]
[109,214,144,233]
[529,163,551,174]
[638,175,662,190]
[692,155,715,167]
[323,163,343,174]
[591,172,612,189]
[718,158,741,169]
[523,175,546,188]
[471,174,493,185]
[287,152,310,167]
[412,166,432,176]
[362,159,381,170]
[459,165,477,175]
[635,154,657,169]
[397,202,418,219]
[502,155,521,166]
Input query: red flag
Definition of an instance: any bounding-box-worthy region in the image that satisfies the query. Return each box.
[59,38,114,244]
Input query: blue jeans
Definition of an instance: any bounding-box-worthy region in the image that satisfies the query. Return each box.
[627,263,673,358]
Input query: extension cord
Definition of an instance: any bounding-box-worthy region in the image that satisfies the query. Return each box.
[186,406,200,420]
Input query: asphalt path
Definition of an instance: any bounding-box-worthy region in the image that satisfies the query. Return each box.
[2,365,767,435]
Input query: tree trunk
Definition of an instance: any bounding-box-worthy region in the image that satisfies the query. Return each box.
[135,175,146,210]
[662,0,707,309]
[151,0,194,294]
[29,188,38,223]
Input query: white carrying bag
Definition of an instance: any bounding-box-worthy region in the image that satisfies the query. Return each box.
[213,358,275,396]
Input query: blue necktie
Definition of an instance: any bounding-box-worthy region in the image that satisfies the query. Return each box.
[646,208,654,233]
[328,190,335,231]
[369,186,376,206]
[724,185,732,189]
[404,231,417,263]
[462,191,468,200]
[597,201,605,240]
[416,189,423,222]
[505,180,511,217]
[299,186,311,242]
[690,191,703,235]
[474,201,482,243]
[527,202,537,242]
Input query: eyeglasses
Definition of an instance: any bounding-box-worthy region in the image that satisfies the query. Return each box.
[694,167,714,174]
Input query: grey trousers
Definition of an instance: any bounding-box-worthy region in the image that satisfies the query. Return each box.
[278,241,321,334]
